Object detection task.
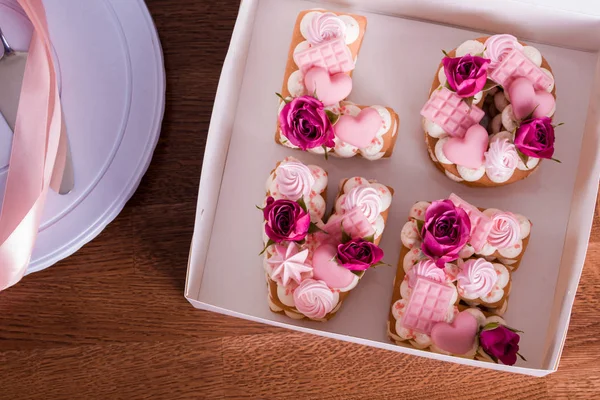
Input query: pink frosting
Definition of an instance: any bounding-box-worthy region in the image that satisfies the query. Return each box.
[267,242,313,287]
[484,34,524,70]
[488,212,521,249]
[484,138,519,180]
[407,259,446,288]
[305,12,346,45]
[293,279,337,319]
[275,161,315,200]
[342,186,382,224]
[457,258,498,299]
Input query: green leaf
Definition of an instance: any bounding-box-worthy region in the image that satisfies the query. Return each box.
[371,261,390,268]
[415,219,424,235]
[505,325,524,334]
[517,352,527,362]
[463,96,474,109]
[325,109,340,125]
[364,233,376,243]
[255,204,263,211]
[296,197,308,213]
[554,122,565,128]
[275,92,290,104]
[413,252,427,264]
[516,149,529,169]
[551,157,562,163]
[351,270,366,278]
[341,223,351,244]
[523,104,540,121]
[482,322,501,331]
[482,79,498,92]
[443,81,451,90]
[442,49,449,57]
[322,145,329,160]
[312,87,318,99]
[259,239,275,255]
[308,222,326,234]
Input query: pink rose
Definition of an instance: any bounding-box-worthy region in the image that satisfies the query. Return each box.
[514,117,555,159]
[480,326,521,366]
[263,197,310,243]
[421,200,471,268]
[442,55,491,98]
[279,95,335,150]
[336,238,384,271]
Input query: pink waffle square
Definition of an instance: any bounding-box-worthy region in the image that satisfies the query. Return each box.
[320,207,374,243]
[420,87,485,138]
[293,37,355,75]
[449,193,492,252]
[489,49,553,91]
[401,277,454,334]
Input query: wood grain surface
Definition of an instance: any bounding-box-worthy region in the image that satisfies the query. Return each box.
[0,1,599,399]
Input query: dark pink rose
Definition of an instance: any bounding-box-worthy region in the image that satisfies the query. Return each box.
[480,326,520,366]
[263,197,310,243]
[336,238,384,271]
[279,95,335,150]
[442,55,491,98]
[421,200,471,268]
[514,117,555,159]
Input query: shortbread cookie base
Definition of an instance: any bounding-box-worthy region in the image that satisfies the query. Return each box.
[425,36,556,187]
[280,10,367,100]
[266,181,394,321]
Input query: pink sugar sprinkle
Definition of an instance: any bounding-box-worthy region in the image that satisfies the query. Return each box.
[515,244,521,249]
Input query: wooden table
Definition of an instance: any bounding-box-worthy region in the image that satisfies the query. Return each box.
[0,1,599,399]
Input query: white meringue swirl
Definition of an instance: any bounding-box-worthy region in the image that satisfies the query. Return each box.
[342,186,382,224]
[484,34,524,70]
[457,258,498,299]
[488,212,521,249]
[407,259,446,288]
[484,138,519,183]
[275,161,315,200]
[304,12,347,45]
[293,279,338,319]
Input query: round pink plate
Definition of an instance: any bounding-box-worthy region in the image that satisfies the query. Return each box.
[0,0,165,273]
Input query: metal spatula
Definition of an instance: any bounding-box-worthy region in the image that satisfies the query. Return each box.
[0,26,74,194]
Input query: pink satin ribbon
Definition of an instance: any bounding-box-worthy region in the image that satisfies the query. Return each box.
[0,0,66,290]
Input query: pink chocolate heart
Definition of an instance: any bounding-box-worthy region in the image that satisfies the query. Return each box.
[312,244,358,291]
[508,77,555,120]
[431,311,478,355]
[334,107,382,148]
[443,124,489,169]
[304,67,352,106]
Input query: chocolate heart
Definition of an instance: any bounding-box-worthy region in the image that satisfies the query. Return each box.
[334,107,382,148]
[430,311,478,354]
[508,77,555,120]
[311,244,358,292]
[443,124,489,169]
[304,67,353,106]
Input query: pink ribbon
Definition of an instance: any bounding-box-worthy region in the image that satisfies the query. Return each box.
[0,0,66,290]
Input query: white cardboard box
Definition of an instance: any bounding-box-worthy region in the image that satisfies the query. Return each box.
[185,0,600,376]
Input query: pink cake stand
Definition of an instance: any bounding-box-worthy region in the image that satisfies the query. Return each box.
[0,0,165,273]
